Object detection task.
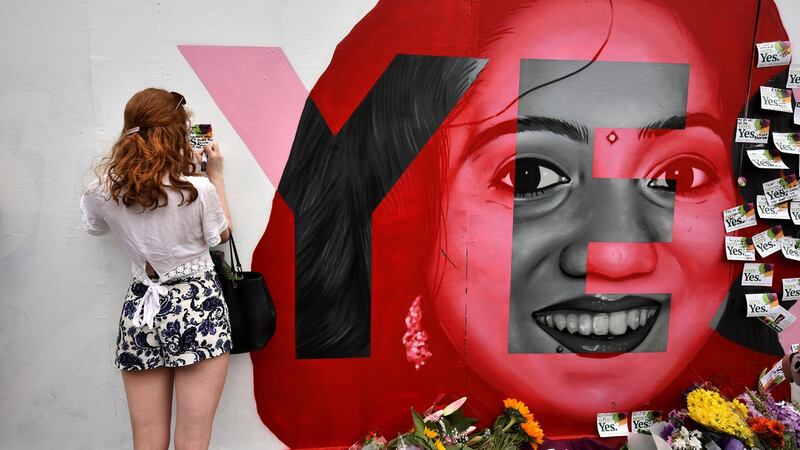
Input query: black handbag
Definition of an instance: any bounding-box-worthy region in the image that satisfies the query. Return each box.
[213,233,276,354]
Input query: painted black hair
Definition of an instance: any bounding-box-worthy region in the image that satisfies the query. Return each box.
[279,55,485,358]
[716,69,797,356]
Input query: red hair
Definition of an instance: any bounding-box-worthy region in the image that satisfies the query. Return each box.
[97,88,198,209]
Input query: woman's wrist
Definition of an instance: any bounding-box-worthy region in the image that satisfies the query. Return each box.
[208,174,225,186]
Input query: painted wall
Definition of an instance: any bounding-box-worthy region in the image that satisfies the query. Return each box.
[0,1,375,448]
[2,1,800,449]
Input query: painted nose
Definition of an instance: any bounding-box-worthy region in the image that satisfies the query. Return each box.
[559,241,658,279]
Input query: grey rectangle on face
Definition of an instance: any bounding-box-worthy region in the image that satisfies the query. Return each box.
[518,60,689,129]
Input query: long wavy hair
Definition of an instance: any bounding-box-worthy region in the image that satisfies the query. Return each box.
[96,88,198,209]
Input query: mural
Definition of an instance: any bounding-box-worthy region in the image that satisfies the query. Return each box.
[182,0,797,447]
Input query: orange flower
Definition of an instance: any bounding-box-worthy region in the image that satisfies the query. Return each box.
[522,418,545,449]
[504,398,532,418]
[423,427,438,439]
[434,439,446,450]
[748,417,785,449]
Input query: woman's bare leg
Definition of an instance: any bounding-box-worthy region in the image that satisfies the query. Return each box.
[121,367,175,450]
[173,354,230,450]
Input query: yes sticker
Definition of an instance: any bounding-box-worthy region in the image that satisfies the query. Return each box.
[763,175,799,206]
[753,225,785,257]
[735,118,770,144]
[773,133,800,154]
[760,305,797,333]
[792,343,800,352]
[747,147,788,169]
[782,278,800,301]
[781,236,800,261]
[760,86,793,113]
[746,293,779,317]
[596,412,628,437]
[756,195,790,220]
[795,102,800,126]
[756,41,792,68]
[631,411,662,433]
[741,262,775,287]
[723,202,757,232]
[725,236,756,261]
[789,66,800,89]
[791,202,800,225]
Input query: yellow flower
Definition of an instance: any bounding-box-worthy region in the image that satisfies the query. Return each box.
[434,439,446,450]
[503,398,532,418]
[522,418,545,448]
[686,388,755,447]
[423,427,438,439]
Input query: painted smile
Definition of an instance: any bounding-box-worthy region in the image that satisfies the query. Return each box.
[531,295,666,354]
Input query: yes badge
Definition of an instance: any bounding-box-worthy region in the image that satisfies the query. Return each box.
[792,202,800,224]
[747,147,788,169]
[735,118,770,143]
[723,202,757,232]
[741,262,774,287]
[773,133,800,154]
[763,175,799,206]
[781,236,800,261]
[596,412,628,437]
[631,411,662,433]
[756,41,792,68]
[753,225,785,257]
[789,65,800,89]
[760,306,797,333]
[783,278,800,301]
[725,236,756,261]
[795,102,800,126]
[760,86,794,113]
[756,195,789,220]
[746,293,779,317]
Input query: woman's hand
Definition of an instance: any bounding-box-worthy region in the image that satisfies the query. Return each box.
[203,143,224,183]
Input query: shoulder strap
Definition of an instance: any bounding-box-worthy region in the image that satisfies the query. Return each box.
[228,233,243,274]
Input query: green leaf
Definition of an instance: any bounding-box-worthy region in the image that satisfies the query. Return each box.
[448,410,479,431]
[412,407,427,438]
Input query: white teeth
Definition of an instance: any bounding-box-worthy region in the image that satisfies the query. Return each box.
[592,313,609,335]
[554,314,566,331]
[609,311,627,335]
[627,309,640,330]
[566,314,578,334]
[578,314,592,335]
[537,307,657,336]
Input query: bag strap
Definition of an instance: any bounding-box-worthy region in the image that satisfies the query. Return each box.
[228,232,243,274]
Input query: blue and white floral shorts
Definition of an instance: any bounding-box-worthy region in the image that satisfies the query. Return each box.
[115,269,232,371]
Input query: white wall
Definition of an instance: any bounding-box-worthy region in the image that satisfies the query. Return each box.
[3,1,800,449]
[0,1,375,448]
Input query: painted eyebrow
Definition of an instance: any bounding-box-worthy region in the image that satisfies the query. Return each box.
[466,116,588,160]
[638,113,723,140]
[464,112,724,163]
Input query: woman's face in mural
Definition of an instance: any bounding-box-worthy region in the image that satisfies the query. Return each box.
[431,0,734,415]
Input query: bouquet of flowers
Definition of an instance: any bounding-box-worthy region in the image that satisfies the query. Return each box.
[639,383,800,450]
[349,397,544,450]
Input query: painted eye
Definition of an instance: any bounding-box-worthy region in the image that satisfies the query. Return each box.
[646,157,717,195]
[493,158,571,199]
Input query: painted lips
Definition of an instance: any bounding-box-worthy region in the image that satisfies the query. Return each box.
[531,295,665,354]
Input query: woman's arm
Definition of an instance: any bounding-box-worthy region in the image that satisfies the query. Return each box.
[204,142,232,243]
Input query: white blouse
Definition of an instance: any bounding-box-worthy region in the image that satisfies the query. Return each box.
[80,176,228,282]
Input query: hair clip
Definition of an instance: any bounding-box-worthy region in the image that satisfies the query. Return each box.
[125,126,141,136]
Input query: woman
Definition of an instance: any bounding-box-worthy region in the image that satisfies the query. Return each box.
[81,88,233,450]
[249,0,789,446]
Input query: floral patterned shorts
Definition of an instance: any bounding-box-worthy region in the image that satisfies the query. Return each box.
[115,270,232,371]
